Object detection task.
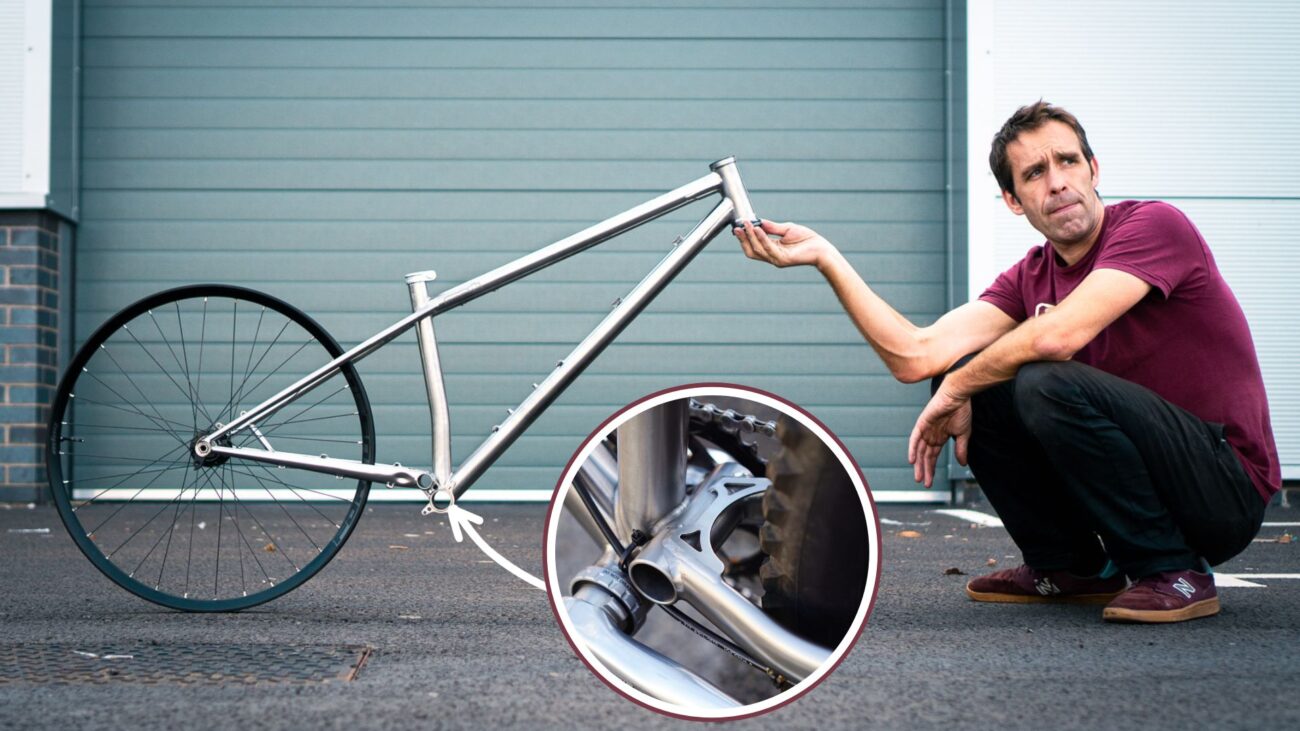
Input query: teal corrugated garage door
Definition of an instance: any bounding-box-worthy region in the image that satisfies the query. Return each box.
[77,1,949,497]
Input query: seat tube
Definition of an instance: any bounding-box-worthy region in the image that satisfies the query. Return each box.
[406,271,453,488]
[615,400,688,542]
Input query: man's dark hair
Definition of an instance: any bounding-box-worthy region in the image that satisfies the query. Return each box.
[989,101,1095,200]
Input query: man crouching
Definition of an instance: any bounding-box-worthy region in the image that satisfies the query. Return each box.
[734,101,1279,623]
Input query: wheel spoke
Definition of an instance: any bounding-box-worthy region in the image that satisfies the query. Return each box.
[71,393,194,438]
[124,319,213,427]
[98,461,206,556]
[236,465,323,554]
[230,461,348,525]
[153,459,195,590]
[94,339,191,445]
[229,300,238,424]
[259,407,359,432]
[227,463,355,506]
[69,422,191,434]
[70,460,190,491]
[211,336,312,429]
[175,301,198,428]
[226,462,247,598]
[232,514,299,578]
[127,463,197,581]
[72,443,190,509]
[253,384,350,439]
[60,451,189,465]
[149,307,205,425]
[195,297,208,416]
[211,318,293,427]
[223,468,277,592]
[183,464,211,599]
[250,434,364,445]
[76,369,189,447]
[223,467,303,575]
[214,459,226,599]
[234,307,268,417]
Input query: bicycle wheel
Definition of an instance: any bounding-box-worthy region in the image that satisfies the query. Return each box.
[759,417,869,647]
[48,284,375,612]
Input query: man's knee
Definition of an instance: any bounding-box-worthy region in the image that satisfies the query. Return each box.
[1013,361,1086,430]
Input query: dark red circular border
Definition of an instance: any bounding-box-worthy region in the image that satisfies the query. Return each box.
[541,382,884,722]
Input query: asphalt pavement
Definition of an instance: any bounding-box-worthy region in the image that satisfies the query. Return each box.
[2,497,1297,730]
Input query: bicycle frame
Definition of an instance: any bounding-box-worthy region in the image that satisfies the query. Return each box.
[194,158,760,512]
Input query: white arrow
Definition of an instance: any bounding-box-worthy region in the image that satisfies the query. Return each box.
[446,503,545,591]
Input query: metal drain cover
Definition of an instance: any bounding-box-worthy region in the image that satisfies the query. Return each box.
[0,643,372,685]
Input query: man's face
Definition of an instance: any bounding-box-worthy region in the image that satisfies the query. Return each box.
[1002,120,1103,247]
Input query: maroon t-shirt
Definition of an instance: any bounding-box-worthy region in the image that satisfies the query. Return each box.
[980,200,1280,501]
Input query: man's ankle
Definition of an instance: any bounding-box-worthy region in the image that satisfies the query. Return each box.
[1066,556,1112,578]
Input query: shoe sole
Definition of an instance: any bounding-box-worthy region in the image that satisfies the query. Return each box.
[1102,596,1221,623]
[966,585,1124,605]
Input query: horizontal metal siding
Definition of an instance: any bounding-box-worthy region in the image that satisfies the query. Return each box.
[84,6,940,37]
[78,2,948,493]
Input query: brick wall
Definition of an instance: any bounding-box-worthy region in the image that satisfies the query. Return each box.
[0,212,63,502]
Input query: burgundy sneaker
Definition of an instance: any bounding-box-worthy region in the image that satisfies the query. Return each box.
[1102,569,1219,623]
[966,564,1127,605]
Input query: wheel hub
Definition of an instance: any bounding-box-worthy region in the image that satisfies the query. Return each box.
[191,430,232,468]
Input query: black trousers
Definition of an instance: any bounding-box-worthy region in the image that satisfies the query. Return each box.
[937,360,1266,578]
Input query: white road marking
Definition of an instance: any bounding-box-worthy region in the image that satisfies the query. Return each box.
[1216,574,1300,589]
[874,491,952,503]
[932,509,1004,528]
[1261,522,1300,527]
[1214,575,1267,588]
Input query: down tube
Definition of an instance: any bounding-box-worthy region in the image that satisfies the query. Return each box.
[448,200,737,498]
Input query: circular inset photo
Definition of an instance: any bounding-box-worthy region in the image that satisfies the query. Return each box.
[543,384,880,720]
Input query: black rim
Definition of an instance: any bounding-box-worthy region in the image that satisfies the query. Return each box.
[48,284,375,612]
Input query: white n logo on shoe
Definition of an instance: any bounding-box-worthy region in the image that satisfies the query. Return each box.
[1172,578,1196,598]
[1035,578,1061,596]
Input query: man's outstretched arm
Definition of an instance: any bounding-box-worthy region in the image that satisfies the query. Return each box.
[734,220,1016,382]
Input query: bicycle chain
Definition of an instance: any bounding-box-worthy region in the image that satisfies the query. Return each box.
[660,605,793,689]
[687,398,778,438]
[686,398,777,477]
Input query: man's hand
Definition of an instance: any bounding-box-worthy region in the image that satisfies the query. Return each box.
[733,220,834,269]
[907,385,972,489]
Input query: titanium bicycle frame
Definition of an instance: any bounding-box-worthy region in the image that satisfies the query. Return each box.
[187,157,835,704]
[192,158,758,515]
